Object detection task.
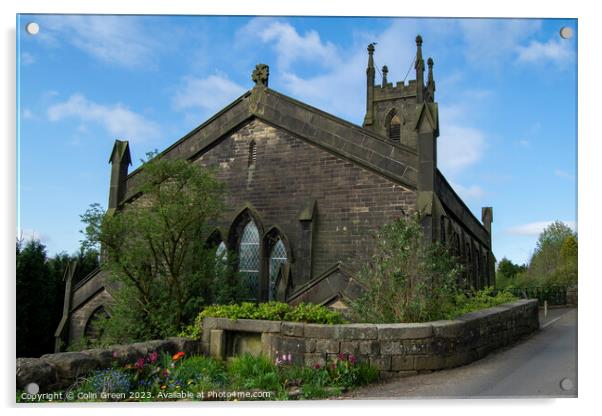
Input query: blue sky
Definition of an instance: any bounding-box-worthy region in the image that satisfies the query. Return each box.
[16,15,577,265]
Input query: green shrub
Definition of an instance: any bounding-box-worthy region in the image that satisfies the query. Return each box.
[442,287,518,319]
[283,303,345,324]
[350,215,462,323]
[181,302,345,338]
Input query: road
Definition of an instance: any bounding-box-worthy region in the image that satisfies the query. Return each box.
[343,307,577,399]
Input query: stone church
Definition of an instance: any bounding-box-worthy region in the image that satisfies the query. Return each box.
[56,36,495,348]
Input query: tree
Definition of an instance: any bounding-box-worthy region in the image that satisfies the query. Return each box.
[81,156,227,343]
[523,221,577,287]
[16,237,101,357]
[350,215,462,323]
[496,257,527,288]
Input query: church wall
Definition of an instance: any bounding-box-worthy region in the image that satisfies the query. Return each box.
[195,119,417,290]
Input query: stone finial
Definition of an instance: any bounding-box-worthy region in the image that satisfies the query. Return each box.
[427,57,435,99]
[367,42,376,54]
[415,35,425,102]
[382,65,388,87]
[252,63,269,88]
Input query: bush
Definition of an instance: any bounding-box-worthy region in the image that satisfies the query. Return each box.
[80,154,227,343]
[350,215,462,323]
[181,301,345,338]
[441,287,517,320]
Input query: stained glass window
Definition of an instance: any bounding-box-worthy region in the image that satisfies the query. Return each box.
[216,241,227,262]
[239,221,260,300]
[269,239,288,301]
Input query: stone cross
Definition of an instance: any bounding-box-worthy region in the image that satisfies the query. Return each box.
[252,63,269,87]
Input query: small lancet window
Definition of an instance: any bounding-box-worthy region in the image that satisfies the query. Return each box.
[248,141,257,168]
[268,239,288,301]
[389,114,401,142]
[239,221,260,300]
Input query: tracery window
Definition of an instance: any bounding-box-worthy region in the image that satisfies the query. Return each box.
[239,221,260,300]
[268,239,288,301]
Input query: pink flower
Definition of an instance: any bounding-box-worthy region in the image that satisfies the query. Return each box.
[314,363,321,369]
[134,358,145,369]
[148,351,158,363]
[338,352,347,361]
[349,354,357,365]
[112,351,119,360]
[287,353,292,362]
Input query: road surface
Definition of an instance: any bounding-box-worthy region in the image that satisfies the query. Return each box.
[343,307,577,399]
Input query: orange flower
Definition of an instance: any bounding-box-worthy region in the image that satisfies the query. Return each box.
[172,351,185,361]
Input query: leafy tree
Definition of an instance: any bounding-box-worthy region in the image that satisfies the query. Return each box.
[81,156,227,343]
[496,257,527,288]
[16,237,101,357]
[519,221,577,287]
[16,239,55,357]
[350,215,462,323]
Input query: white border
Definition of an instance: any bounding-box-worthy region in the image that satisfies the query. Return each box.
[3,1,599,415]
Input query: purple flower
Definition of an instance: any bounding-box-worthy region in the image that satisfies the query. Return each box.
[349,354,357,365]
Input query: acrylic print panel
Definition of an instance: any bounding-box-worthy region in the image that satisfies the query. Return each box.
[16,14,577,402]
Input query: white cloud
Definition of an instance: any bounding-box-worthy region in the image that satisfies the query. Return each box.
[450,182,485,201]
[21,108,34,120]
[555,169,574,180]
[506,221,576,236]
[21,52,35,66]
[17,228,50,244]
[458,19,542,69]
[38,15,158,69]
[172,74,246,114]
[438,125,486,174]
[241,18,341,70]
[47,94,160,143]
[517,37,573,67]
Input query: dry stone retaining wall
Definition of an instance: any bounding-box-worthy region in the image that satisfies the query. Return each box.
[201,299,539,378]
[16,338,201,392]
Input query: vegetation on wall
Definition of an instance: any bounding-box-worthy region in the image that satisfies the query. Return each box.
[81,154,233,344]
[180,301,345,339]
[350,215,461,323]
[496,221,577,289]
[16,238,99,357]
[349,215,517,323]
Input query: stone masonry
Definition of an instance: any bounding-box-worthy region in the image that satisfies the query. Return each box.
[201,299,539,378]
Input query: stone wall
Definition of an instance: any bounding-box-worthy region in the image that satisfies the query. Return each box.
[16,338,201,393]
[195,119,417,285]
[201,299,539,378]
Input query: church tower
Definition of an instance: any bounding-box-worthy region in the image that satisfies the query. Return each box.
[362,35,437,150]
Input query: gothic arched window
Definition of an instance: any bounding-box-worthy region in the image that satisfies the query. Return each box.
[84,306,109,342]
[386,109,401,142]
[268,239,288,301]
[239,221,260,300]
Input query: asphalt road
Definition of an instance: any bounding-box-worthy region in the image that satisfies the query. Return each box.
[343,307,577,399]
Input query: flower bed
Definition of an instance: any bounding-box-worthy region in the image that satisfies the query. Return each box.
[17,349,378,402]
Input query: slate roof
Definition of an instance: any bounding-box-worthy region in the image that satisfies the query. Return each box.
[121,86,419,203]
